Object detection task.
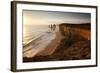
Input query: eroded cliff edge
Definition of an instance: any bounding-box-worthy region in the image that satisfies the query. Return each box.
[23,23,91,62]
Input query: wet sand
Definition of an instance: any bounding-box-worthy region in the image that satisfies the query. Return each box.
[23,32,56,58]
[36,31,62,56]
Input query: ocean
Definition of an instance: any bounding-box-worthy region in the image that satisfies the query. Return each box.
[23,25,51,46]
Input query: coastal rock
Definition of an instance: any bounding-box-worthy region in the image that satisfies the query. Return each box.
[23,23,91,62]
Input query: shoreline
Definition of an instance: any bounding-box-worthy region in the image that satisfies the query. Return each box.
[23,23,91,62]
[36,31,62,56]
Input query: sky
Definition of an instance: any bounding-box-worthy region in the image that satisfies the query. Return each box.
[23,10,91,25]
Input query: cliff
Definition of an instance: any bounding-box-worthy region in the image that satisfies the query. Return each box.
[23,23,91,62]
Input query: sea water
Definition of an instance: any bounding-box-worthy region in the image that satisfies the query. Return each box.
[23,25,51,46]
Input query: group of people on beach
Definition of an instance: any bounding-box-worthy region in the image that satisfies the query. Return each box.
[49,24,56,31]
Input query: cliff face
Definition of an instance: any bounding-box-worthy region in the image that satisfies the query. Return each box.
[59,23,91,40]
[51,23,91,60]
[23,23,91,62]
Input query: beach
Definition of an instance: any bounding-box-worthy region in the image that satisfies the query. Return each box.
[23,25,60,58]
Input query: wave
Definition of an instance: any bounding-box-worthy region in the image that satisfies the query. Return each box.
[23,33,45,47]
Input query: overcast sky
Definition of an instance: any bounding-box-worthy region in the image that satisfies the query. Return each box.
[23,10,91,25]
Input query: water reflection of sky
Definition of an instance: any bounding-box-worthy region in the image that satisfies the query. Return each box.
[23,10,91,25]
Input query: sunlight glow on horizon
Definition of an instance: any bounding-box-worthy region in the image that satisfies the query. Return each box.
[23,10,91,25]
